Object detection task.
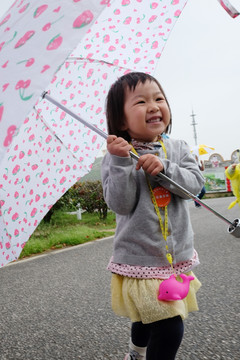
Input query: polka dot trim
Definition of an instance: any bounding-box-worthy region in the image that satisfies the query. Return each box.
[107,250,200,280]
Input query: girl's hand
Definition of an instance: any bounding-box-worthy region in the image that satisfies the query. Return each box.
[107,135,132,157]
[136,154,163,176]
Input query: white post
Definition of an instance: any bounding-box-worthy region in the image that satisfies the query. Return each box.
[77,207,82,220]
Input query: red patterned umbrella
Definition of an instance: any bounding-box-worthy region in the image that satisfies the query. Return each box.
[0,0,189,267]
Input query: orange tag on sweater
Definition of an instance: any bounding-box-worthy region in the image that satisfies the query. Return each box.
[152,187,171,207]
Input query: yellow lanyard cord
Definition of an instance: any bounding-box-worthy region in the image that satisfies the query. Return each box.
[131,139,174,271]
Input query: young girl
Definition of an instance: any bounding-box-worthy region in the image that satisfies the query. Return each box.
[101,72,205,360]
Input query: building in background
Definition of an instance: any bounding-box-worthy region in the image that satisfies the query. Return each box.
[202,150,239,194]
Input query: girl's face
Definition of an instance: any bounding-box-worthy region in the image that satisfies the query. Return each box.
[122,80,171,142]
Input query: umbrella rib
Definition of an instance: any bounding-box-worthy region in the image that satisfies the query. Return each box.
[32,105,88,164]
[41,93,109,140]
[67,56,131,72]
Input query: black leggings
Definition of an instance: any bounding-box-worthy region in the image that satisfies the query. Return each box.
[131,316,184,360]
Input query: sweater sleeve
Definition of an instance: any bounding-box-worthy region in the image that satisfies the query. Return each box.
[101,153,138,215]
[158,140,205,199]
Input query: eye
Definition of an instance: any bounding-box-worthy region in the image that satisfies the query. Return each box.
[136,100,145,104]
[156,97,165,102]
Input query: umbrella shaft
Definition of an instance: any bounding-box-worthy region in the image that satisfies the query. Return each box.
[43,92,108,140]
[43,93,234,227]
[156,171,233,226]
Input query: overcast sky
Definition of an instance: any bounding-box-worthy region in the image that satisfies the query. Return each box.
[155,0,240,161]
[1,0,239,161]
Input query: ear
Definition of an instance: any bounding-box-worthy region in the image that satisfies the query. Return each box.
[120,119,128,131]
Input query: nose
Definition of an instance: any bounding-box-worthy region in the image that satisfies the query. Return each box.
[148,101,159,113]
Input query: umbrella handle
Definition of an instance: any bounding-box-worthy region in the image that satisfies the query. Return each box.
[228,218,240,237]
[42,92,240,237]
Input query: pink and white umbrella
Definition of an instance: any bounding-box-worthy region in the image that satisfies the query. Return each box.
[0,0,189,267]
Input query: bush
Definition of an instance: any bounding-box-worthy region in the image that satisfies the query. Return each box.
[43,180,108,223]
[74,181,108,220]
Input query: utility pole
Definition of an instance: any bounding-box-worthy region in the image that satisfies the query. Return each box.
[190,110,198,146]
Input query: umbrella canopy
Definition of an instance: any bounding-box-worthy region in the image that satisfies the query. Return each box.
[0,0,188,268]
[191,144,215,157]
[0,0,110,162]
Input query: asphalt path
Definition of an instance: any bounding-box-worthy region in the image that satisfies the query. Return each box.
[0,197,239,360]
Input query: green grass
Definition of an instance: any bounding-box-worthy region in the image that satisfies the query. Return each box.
[20,211,116,259]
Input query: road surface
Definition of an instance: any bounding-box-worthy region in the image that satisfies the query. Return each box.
[0,197,239,359]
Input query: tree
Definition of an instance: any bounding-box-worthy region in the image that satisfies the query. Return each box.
[74,181,108,219]
[42,180,108,223]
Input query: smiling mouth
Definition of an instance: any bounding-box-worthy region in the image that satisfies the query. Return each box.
[146,117,162,123]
